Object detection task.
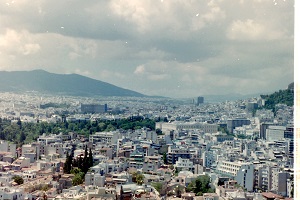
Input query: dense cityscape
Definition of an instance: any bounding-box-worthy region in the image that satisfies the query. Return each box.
[0,83,294,200]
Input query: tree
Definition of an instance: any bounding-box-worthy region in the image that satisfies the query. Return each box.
[156,128,163,135]
[88,148,94,168]
[19,131,26,143]
[136,174,144,185]
[152,182,163,194]
[186,175,214,195]
[163,153,168,164]
[63,151,72,174]
[78,156,84,172]
[83,145,88,173]
[13,175,24,185]
[70,167,82,175]
[72,172,85,186]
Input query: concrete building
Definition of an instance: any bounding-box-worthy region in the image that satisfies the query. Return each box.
[174,157,194,172]
[81,104,107,114]
[215,161,254,191]
[167,146,191,164]
[227,118,251,133]
[0,140,16,157]
[259,122,273,140]
[85,173,106,187]
[246,102,258,111]
[156,122,218,134]
[142,156,161,172]
[212,133,234,143]
[89,131,120,144]
[196,96,204,106]
[266,126,286,141]
[37,133,61,145]
[271,170,290,197]
[203,151,215,168]
[0,187,25,200]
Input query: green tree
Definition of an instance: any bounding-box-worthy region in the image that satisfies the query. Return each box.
[83,145,88,173]
[163,153,168,164]
[88,148,94,168]
[13,175,24,185]
[156,128,163,135]
[78,156,84,172]
[152,182,163,194]
[136,174,144,185]
[186,175,214,196]
[63,151,72,174]
[70,167,82,175]
[72,172,85,186]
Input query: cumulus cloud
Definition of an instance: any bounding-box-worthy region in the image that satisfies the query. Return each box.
[0,29,40,56]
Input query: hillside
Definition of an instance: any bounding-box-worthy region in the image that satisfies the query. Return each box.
[261,83,294,109]
[0,70,145,97]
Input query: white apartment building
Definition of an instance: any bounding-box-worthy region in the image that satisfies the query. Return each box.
[156,122,218,133]
[85,173,106,187]
[255,164,291,196]
[142,156,161,172]
[90,159,126,174]
[0,173,12,186]
[216,161,254,191]
[146,131,157,143]
[37,133,61,145]
[0,140,16,157]
[46,142,64,157]
[174,157,194,172]
[11,156,30,170]
[271,169,290,197]
[266,126,286,141]
[89,131,120,144]
[203,151,215,168]
[0,187,24,200]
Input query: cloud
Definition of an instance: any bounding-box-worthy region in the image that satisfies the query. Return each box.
[0,29,40,56]
[227,19,284,41]
[134,65,145,75]
[133,63,170,81]
[0,0,294,98]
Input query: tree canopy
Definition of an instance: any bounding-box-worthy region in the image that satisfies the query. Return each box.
[186,175,214,196]
[0,116,156,147]
[261,88,294,112]
[13,175,24,185]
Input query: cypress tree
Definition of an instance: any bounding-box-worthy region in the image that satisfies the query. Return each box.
[88,148,93,168]
[83,145,88,173]
[78,155,83,172]
[63,151,72,174]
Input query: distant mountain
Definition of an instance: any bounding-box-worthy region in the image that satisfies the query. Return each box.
[0,70,145,97]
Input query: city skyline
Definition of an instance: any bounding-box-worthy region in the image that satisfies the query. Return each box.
[0,0,294,98]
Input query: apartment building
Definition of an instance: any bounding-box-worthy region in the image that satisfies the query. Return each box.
[215,161,254,191]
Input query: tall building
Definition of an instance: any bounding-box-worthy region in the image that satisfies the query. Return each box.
[266,126,286,141]
[196,96,204,105]
[81,104,107,114]
[246,102,258,111]
[260,123,273,139]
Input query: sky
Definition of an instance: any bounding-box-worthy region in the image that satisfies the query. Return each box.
[0,0,294,98]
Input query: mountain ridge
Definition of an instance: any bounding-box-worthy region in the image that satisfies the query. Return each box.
[0,70,145,97]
